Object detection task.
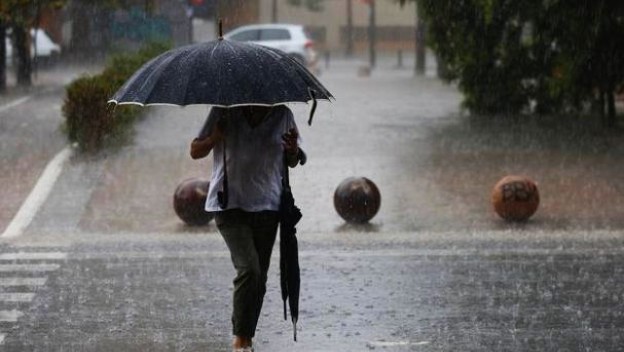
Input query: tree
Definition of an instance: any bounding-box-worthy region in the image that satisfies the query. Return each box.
[0,0,65,88]
[0,0,154,91]
[1,0,36,87]
[544,1,624,126]
[0,20,7,92]
[399,0,624,126]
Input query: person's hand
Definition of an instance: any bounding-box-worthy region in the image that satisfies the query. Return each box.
[282,128,298,156]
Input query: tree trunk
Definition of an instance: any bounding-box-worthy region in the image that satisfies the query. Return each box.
[14,25,32,87]
[607,90,616,128]
[598,90,606,120]
[415,3,426,76]
[69,2,91,58]
[0,22,6,93]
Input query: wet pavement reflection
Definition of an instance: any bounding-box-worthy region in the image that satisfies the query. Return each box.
[3,237,624,351]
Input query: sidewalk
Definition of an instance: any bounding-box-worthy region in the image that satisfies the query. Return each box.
[22,56,461,238]
[23,55,624,239]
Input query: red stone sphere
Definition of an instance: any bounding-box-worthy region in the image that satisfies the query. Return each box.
[334,177,381,223]
[491,175,540,222]
[173,178,214,226]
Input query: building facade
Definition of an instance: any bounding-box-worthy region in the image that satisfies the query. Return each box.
[216,0,418,54]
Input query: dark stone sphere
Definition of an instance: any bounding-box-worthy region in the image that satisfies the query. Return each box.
[334,177,381,223]
[173,178,214,226]
[491,175,540,222]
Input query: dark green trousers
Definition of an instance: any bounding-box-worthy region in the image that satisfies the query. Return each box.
[215,209,279,337]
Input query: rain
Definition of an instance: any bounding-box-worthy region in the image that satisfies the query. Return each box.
[1,0,624,351]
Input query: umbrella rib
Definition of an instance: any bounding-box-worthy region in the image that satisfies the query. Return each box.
[231,41,264,105]
[117,55,164,104]
[260,46,333,101]
[140,52,182,103]
[181,45,205,105]
[142,50,190,105]
[251,45,303,104]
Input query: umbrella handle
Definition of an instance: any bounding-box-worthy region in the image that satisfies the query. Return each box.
[307,88,317,126]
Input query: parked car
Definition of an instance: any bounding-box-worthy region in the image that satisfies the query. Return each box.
[5,28,61,66]
[224,23,319,74]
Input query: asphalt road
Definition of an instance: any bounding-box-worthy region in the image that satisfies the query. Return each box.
[1,56,624,351]
[2,232,624,351]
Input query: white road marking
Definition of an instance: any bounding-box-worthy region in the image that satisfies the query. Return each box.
[0,252,67,261]
[70,246,624,261]
[75,251,231,260]
[1,147,73,239]
[0,293,36,303]
[0,96,30,114]
[368,340,430,347]
[0,278,47,286]
[0,310,24,322]
[0,334,4,345]
[0,264,60,272]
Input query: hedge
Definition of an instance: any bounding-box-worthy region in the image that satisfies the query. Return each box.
[62,41,171,153]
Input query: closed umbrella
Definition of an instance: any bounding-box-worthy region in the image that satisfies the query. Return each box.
[279,155,302,341]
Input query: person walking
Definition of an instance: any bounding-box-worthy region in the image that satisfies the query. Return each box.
[190,105,303,352]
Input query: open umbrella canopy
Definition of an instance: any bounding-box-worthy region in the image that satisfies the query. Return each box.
[108,38,333,108]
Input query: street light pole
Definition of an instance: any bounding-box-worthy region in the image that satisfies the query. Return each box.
[272,0,278,23]
[346,0,353,57]
[368,0,376,68]
[415,1,426,75]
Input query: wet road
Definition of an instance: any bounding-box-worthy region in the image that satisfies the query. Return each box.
[3,232,624,351]
[0,65,101,234]
[1,56,624,351]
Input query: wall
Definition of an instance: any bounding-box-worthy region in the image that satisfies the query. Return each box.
[255,0,417,54]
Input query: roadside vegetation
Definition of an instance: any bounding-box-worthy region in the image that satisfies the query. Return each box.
[0,0,161,92]
[401,0,624,128]
[0,0,65,91]
[62,41,170,153]
[1,1,172,153]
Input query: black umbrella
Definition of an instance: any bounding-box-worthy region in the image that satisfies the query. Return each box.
[108,33,333,120]
[280,155,302,341]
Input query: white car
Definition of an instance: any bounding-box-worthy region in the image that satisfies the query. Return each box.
[5,28,61,65]
[224,24,318,70]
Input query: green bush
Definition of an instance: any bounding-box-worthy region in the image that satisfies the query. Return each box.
[62,41,171,153]
[63,75,115,152]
